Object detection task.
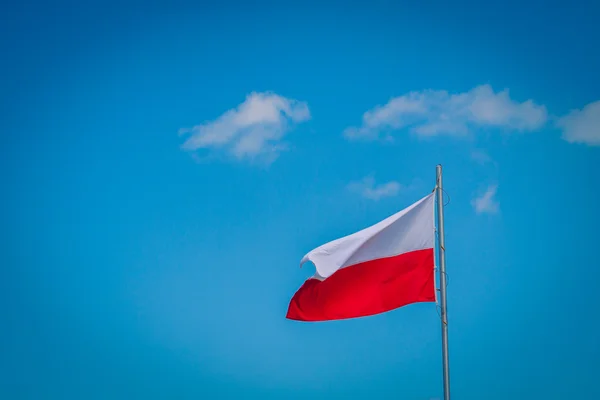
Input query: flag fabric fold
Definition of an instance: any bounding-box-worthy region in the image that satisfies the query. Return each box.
[287,193,436,322]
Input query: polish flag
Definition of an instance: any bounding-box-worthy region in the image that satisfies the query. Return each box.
[287,193,436,321]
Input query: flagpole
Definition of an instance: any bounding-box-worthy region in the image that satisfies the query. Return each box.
[436,164,451,400]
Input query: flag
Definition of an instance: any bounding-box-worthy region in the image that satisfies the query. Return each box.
[287,193,436,321]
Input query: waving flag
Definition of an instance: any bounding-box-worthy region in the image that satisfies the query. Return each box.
[287,193,436,321]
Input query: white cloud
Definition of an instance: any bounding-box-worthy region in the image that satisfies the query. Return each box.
[471,149,493,165]
[556,100,600,146]
[344,84,547,140]
[348,176,402,200]
[179,92,310,163]
[472,184,499,214]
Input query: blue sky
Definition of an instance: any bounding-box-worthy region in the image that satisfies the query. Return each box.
[2,0,599,398]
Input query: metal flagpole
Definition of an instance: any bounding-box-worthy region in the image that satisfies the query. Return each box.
[436,164,451,400]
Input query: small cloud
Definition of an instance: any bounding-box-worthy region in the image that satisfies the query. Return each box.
[471,149,493,165]
[179,92,310,164]
[556,100,600,146]
[344,84,547,140]
[348,176,402,200]
[472,184,499,214]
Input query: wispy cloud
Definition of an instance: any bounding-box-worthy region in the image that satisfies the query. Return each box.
[179,92,310,164]
[471,149,493,165]
[472,184,499,214]
[556,100,600,146]
[347,176,402,200]
[344,84,547,140]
